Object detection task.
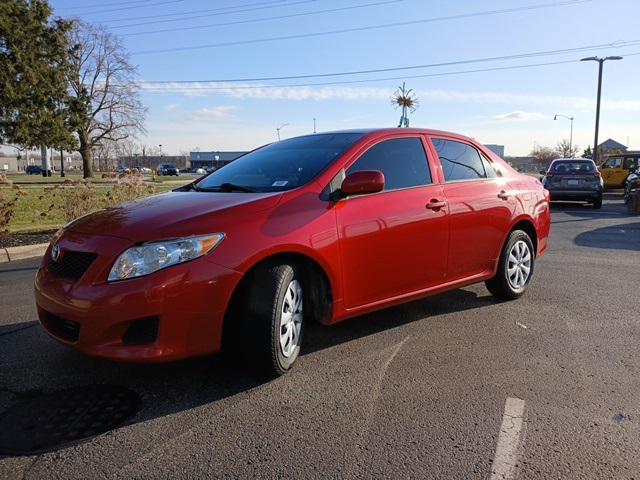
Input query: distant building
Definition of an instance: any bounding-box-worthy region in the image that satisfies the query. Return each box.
[504,156,538,173]
[484,144,505,157]
[118,155,189,170]
[598,138,627,155]
[0,156,19,172]
[189,151,246,169]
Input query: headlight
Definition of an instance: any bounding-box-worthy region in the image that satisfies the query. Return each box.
[108,233,225,282]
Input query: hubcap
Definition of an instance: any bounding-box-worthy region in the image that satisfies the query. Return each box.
[279,279,303,358]
[507,240,532,290]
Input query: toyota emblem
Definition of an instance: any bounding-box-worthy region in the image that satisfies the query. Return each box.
[51,244,60,262]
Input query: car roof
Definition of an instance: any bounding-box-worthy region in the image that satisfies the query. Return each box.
[307,128,475,142]
[551,158,594,162]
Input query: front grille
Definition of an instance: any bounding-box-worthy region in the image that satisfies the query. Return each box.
[48,251,97,281]
[44,314,80,342]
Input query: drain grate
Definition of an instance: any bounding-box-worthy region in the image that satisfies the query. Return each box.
[0,385,140,456]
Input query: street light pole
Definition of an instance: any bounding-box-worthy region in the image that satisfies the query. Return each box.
[276,123,289,141]
[553,114,575,157]
[581,55,623,164]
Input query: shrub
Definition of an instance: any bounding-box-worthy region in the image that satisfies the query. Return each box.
[45,180,99,224]
[105,172,155,206]
[0,173,26,238]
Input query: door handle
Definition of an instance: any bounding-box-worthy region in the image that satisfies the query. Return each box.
[426,199,447,210]
[497,190,511,200]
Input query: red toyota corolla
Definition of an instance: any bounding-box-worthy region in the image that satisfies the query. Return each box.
[35,129,550,376]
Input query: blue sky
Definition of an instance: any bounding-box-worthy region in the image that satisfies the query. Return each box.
[49,0,640,156]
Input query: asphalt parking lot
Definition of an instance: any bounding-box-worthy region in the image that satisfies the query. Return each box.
[1,192,639,480]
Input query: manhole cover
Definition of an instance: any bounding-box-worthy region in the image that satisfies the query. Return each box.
[0,385,140,456]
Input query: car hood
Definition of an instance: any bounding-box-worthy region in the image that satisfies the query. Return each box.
[67,191,282,243]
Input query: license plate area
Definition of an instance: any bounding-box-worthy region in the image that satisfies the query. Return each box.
[568,179,580,186]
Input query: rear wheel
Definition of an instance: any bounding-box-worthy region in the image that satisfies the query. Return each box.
[237,263,305,377]
[486,230,535,300]
[592,196,602,209]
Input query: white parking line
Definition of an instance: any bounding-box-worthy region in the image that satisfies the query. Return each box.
[490,397,526,480]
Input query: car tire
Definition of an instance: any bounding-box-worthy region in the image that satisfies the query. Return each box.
[485,230,535,300]
[238,263,305,377]
[593,196,602,209]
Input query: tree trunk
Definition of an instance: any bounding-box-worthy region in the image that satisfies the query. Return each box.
[79,143,93,178]
[40,144,50,177]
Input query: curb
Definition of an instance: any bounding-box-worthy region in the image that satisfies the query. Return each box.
[0,243,49,264]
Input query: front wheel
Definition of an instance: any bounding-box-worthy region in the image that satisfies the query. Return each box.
[486,230,535,300]
[239,263,305,377]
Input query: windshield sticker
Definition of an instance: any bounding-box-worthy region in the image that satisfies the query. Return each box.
[272,180,288,187]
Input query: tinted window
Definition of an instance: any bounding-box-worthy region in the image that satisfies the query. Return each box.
[551,160,595,173]
[197,133,363,192]
[433,139,486,181]
[480,153,498,178]
[346,138,431,190]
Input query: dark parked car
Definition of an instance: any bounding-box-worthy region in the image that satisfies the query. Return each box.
[542,159,603,208]
[157,164,179,176]
[26,165,42,175]
[624,166,640,204]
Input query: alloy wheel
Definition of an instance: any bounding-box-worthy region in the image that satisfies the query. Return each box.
[280,279,303,358]
[507,240,532,290]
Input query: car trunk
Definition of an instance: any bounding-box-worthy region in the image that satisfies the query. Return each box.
[547,172,599,189]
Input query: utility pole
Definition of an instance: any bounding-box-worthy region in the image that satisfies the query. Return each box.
[581,55,623,164]
[313,118,317,134]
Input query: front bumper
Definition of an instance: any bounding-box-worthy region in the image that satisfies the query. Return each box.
[34,230,242,362]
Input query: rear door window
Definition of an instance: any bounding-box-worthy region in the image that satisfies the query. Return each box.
[346,137,432,191]
[432,138,487,181]
[480,153,500,178]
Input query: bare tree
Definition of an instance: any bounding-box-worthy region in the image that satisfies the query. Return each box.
[67,21,146,178]
[93,139,116,172]
[114,138,137,158]
[556,139,580,158]
[530,146,560,167]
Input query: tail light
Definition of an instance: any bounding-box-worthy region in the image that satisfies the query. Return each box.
[593,171,601,177]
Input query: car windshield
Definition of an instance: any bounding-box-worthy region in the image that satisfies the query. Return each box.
[551,160,595,174]
[195,133,363,192]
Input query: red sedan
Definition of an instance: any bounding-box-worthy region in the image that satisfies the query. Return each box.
[35,129,550,376]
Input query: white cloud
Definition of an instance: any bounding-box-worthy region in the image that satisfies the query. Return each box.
[189,106,237,119]
[142,82,640,113]
[140,82,391,101]
[490,111,547,122]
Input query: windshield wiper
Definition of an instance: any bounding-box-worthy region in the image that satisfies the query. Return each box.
[200,182,258,193]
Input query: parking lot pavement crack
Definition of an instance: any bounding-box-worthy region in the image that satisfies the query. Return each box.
[344,335,411,475]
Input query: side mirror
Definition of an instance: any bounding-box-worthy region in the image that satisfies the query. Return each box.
[340,170,385,197]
